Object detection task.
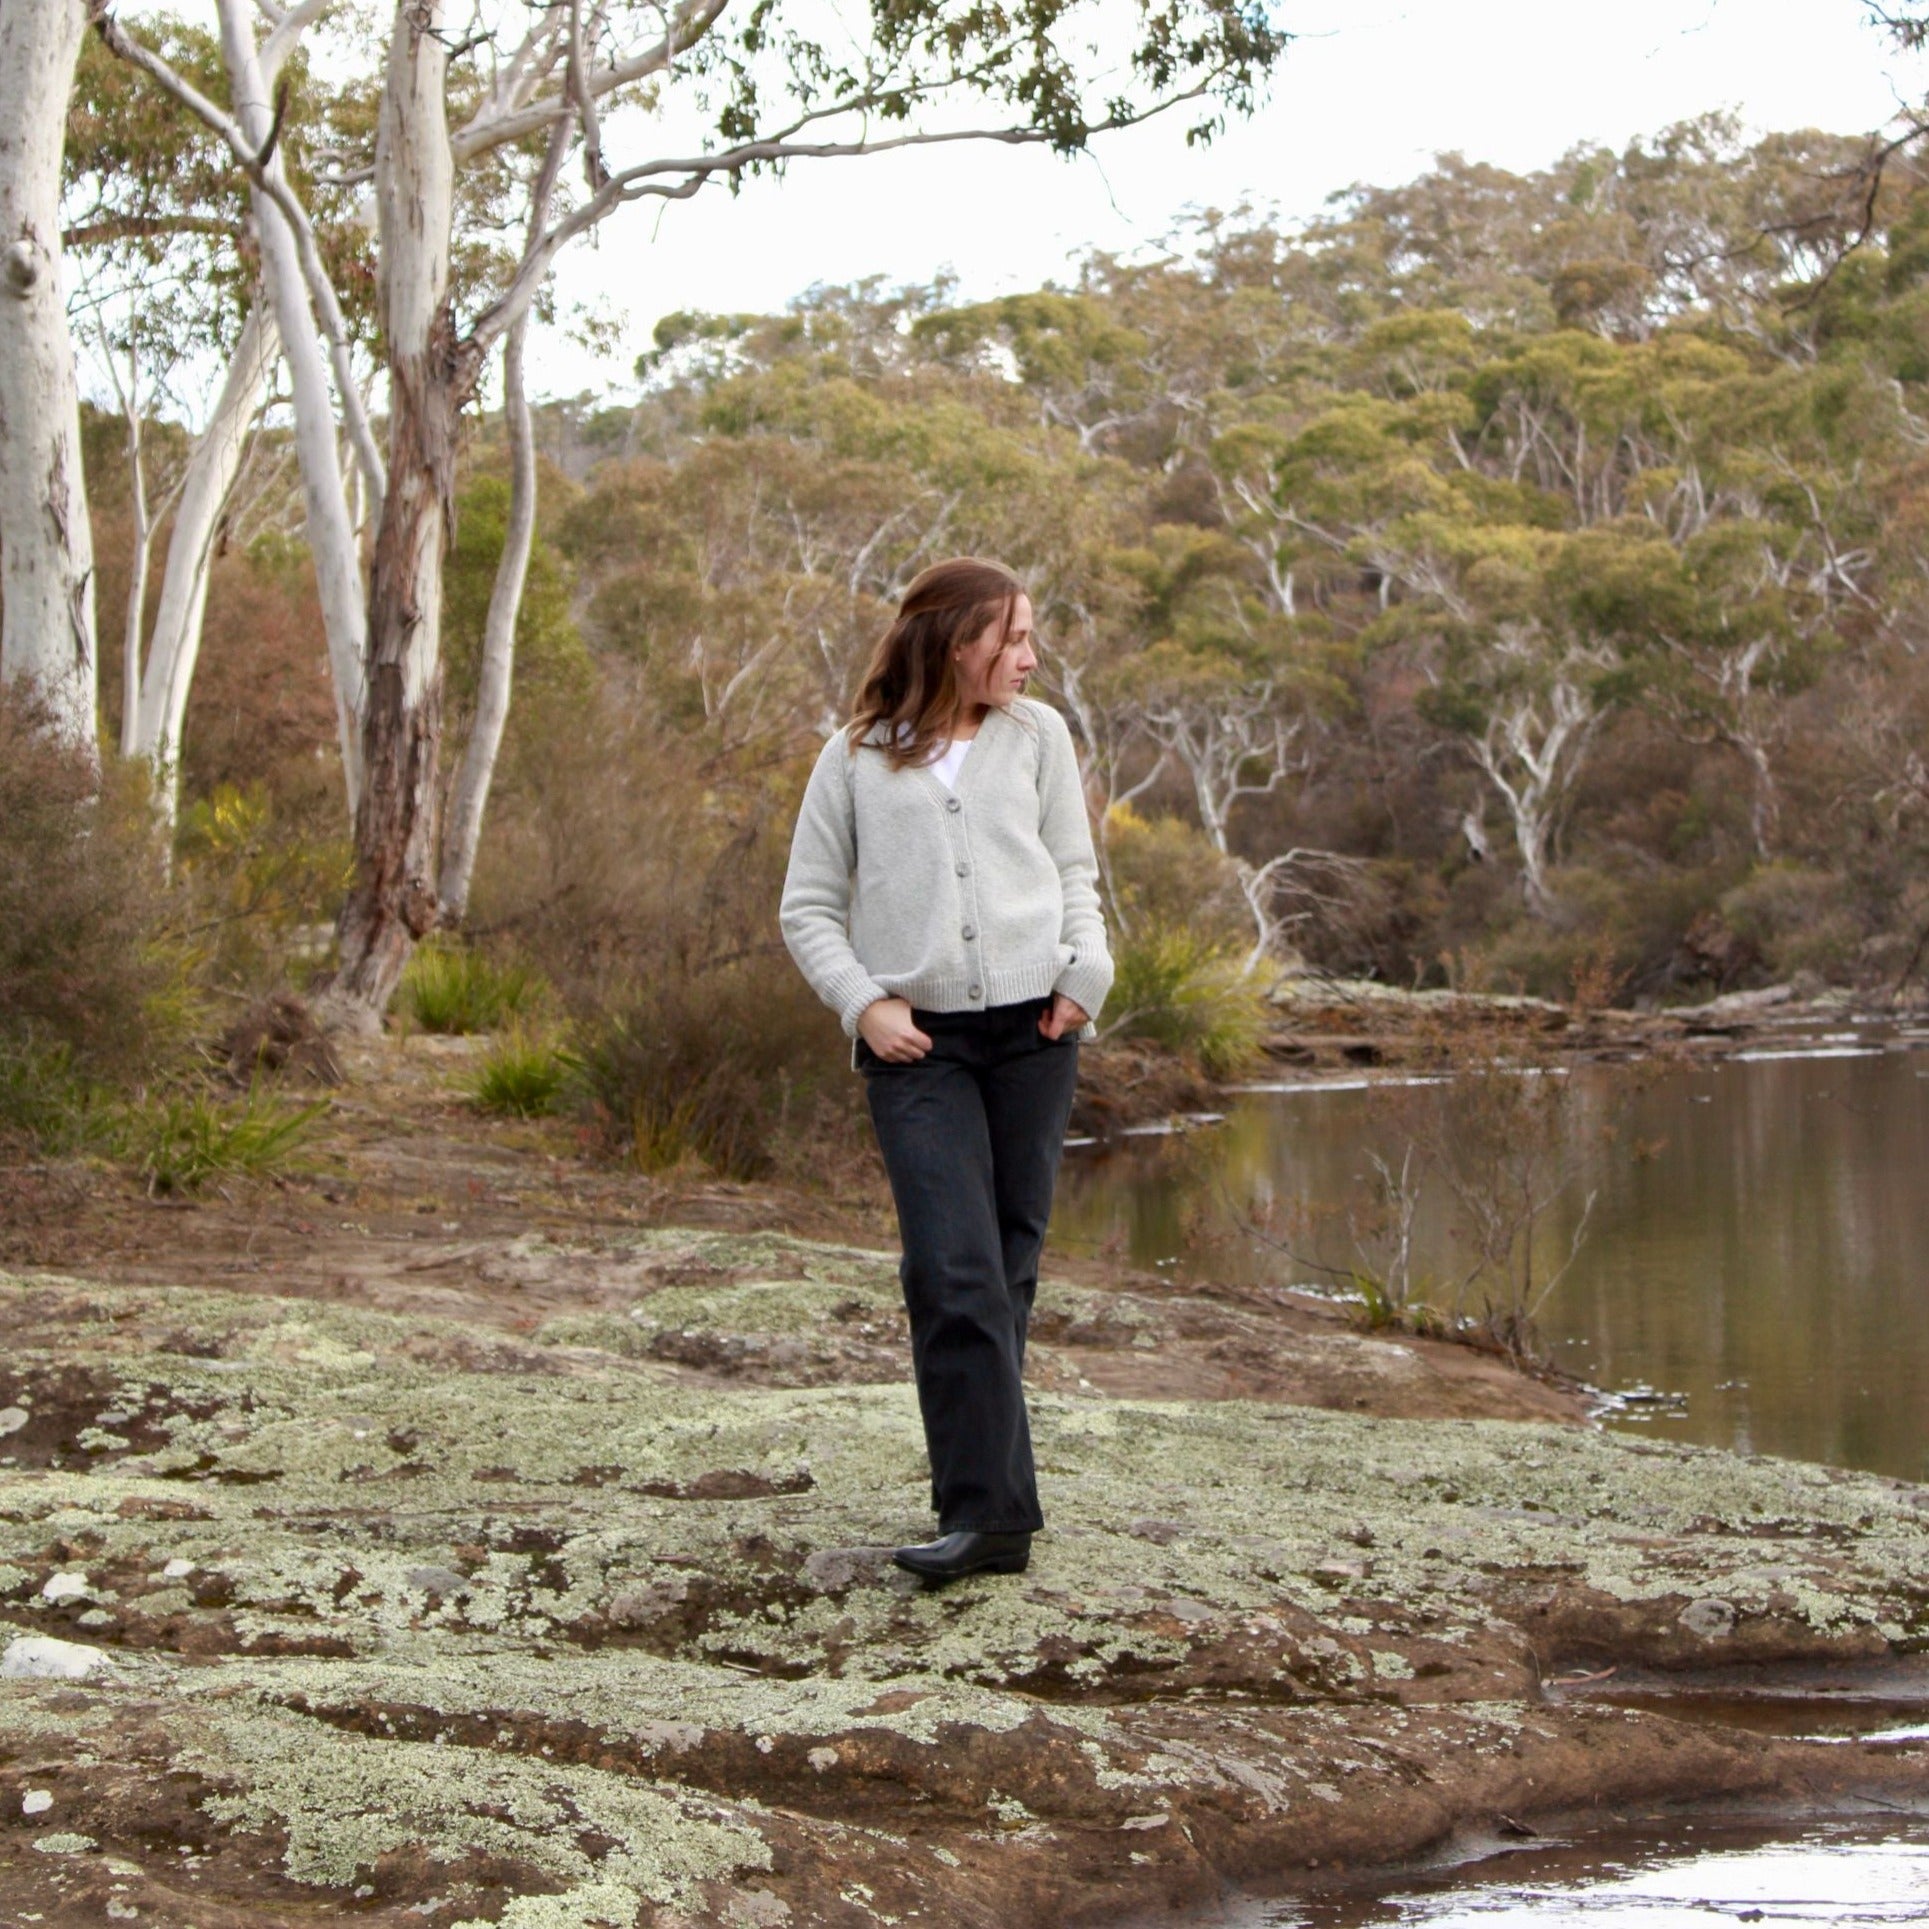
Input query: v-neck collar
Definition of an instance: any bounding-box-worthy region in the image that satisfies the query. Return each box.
[911,704,997,807]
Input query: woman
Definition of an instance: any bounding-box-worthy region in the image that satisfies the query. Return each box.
[779,557,1114,1583]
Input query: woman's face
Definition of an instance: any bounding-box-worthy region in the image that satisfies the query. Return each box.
[953,594,1037,712]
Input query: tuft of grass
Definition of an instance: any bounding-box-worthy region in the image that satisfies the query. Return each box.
[1106,923,1270,1079]
[468,1027,579,1118]
[128,1088,330,1196]
[0,1032,116,1156]
[401,940,547,1035]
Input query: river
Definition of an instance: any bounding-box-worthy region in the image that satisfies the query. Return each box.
[1058,1015,1929,1920]
[1058,1017,1929,1483]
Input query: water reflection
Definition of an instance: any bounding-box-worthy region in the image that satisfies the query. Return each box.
[1234,1820,1929,1926]
[1056,1032,1929,1483]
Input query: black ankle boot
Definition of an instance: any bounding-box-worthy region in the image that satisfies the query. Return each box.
[892,1530,1032,1582]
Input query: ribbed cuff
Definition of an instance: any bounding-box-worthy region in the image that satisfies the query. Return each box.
[822,964,892,1038]
[1052,952,1114,1029]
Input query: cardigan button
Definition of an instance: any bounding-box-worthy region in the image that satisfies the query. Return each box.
[945,796,962,813]
[955,862,968,876]
[961,924,976,940]
[967,984,982,999]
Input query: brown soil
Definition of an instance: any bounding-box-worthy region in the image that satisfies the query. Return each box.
[0,1031,1577,1428]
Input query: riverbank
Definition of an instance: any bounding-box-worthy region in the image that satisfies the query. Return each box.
[1243,976,1923,1083]
[1073,978,1920,1141]
[2,1036,1926,1924]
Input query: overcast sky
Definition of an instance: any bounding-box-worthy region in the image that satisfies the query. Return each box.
[531,0,1924,396]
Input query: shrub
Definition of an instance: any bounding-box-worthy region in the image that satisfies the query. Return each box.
[401,940,548,1034]
[1102,803,1246,946]
[0,691,191,1080]
[1106,923,1270,1079]
[575,959,852,1180]
[1721,865,1865,982]
[469,1027,578,1118]
[128,1087,329,1196]
[471,701,873,1185]
[174,785,353,994]
[1473,863,1744,1003]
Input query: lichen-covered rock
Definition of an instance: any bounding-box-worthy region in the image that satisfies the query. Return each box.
[1,1263,1926,1924]
[2,1634,111,1681]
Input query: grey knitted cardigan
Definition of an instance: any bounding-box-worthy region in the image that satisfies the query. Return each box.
[779,696,1115,1054]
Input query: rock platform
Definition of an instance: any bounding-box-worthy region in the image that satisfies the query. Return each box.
[2,1239,1927,1923]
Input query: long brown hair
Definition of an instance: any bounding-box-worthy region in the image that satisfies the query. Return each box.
[846,557,1026,770]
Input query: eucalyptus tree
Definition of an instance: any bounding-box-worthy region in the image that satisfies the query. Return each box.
[1099,524,1351,969]
[62,19,305,828]
[0,0,96,752]
[100,0,1289,1022]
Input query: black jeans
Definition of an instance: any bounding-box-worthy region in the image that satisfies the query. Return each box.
[857,995,1081,1535]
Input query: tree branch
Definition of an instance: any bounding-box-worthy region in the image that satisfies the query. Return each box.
[90,1,387,511]
[259,0,332,83]
[566,0,608,189]
[470,81,1215,353]
[62,213,236,250]
[452,0,728,160]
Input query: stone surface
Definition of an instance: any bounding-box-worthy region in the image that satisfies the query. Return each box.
[3,1635,110,1681]
[0,1255,1924,1925]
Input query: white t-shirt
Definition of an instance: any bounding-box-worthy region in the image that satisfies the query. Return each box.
[894,723,974,791]
[928,736,973,790]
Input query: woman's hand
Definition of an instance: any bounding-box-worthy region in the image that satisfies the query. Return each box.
[1038,993,1089,1041]
[858,997,933,1063]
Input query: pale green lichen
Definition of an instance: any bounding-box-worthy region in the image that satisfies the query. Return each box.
[190,1701,767,1902]
[2,1257,1928,1909]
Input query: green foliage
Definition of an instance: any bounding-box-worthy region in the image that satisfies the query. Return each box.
[175,785,354,993]
[67,18,380,355]
[75,103,1929,1100]
[468,1028,580,1119]
[441,471,592,715]
[0,1022,328,1194]
[401,942,549,1036]
[0,1034,117,1157]
[1107,924,1270,1078]
[1102,803,1248,946]
[1721,866,1866,981]
[128,1088,329,1197]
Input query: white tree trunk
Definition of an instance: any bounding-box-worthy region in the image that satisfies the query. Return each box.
[1471,676,1598,918]
[131,298,281,831]
[0,0,96,753]
[215,0,366,801]
[114,343,153,761]
[1736,732,1778,863]
[438,316,532,921]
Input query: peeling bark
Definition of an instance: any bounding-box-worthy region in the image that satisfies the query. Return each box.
[330,0,474,1019]
[0,0,97,755]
